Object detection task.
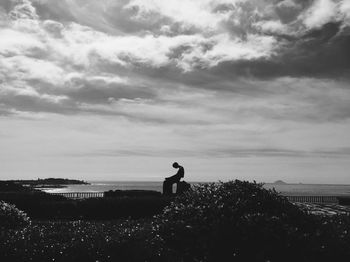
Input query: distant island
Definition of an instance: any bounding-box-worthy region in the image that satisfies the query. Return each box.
[273,180,287,185]
[7,178,89,189]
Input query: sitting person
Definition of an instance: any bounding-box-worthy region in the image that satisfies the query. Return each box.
[163,162,184,195]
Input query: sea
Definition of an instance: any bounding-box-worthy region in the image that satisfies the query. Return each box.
[42,181,350,196]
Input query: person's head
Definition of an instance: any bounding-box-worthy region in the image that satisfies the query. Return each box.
[172,162,179,168]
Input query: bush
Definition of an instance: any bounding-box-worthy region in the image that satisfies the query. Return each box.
[0,201,30,229]
[105,190,162,198]
[78,196,170,220]
[0,181,31,192]
[1,192,171,220]
[1,180,350,262]
[0,220,143,262]
[148,180,350,262]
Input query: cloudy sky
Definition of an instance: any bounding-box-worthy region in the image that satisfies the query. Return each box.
[0,0,350,183]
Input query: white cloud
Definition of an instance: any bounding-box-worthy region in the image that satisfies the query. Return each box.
[42,20,64,37]
[0,28,44,55]
[1,55,65,84]
[1,0,349,117]
[89,33,201,68]
[9,0,39,20]
[0,81,68,104]
[301,0,338,29]
[0,0,282,84]
[178,33,277,70]
[125,0,234,31]
[254,20,289,34]
[339,0,350,24]
[86,75,129,85]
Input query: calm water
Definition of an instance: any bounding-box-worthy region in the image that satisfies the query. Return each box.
[43,181,350,196]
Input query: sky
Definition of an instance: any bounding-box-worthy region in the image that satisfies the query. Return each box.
[0,0,350,183]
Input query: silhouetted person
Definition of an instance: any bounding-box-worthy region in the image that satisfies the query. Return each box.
[163,162,184,195]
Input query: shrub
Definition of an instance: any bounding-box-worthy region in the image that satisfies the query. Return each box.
[105,190,162,198]
[0,201,31,229]
[1,181,350,262]
[0,219,158,262]
[1,192,171,220]
[0,181,31,192]
[79,196,171,219]
[149,180,350,262]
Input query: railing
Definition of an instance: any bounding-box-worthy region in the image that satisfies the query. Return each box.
[284,195,339,204]
[47,192,341,203]
[50,192,104,199]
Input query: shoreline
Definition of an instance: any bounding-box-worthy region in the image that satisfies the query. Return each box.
[37,181,350,197]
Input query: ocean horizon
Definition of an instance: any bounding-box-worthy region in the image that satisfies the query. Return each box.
[42,181,350,196]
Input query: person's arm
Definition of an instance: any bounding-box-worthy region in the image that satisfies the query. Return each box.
[175,166,181,175]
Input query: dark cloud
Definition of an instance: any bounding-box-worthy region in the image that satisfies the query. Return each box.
[102,0,173,35]
[31,0,75,23]
[196,23,350,80]
[75,146,350,158]
[282,22,350,78]
[31,0,172,35]
[275,0,306,23]
[0,91,76,115]
[64,80,157,104]
[118,0,350,80]
[210,147,350,158]
[0,0,15,13]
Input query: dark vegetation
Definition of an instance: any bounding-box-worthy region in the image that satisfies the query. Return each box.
[0,201,30,229]
[7,178,88,189]
[0,181,32,192]
[105,189,162,197]
[0,182,169,220]
[337,196,350,205]
[1,180,350,262]
[1,194,171,220]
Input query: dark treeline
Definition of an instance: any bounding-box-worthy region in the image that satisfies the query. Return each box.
[7,178,89,186]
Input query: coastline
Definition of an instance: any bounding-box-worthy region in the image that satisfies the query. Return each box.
[39,181,350,196]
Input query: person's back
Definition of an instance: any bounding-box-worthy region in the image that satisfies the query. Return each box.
[175,164,184,180]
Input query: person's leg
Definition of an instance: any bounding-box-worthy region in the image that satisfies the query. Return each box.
[167,174,180,184]
[163,180,167,195]
[163,174,181,195]
[163,178,172,195]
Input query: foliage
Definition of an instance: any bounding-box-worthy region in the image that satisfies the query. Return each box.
[0,219,153,262]
[337,196,350,205]
[0,201,31,229]
[149,180,350,262]
[0,181,31,192]
[105,189,162,197]
[9,178,88,186]
[1,180,350,262]
[1,192,171,220]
